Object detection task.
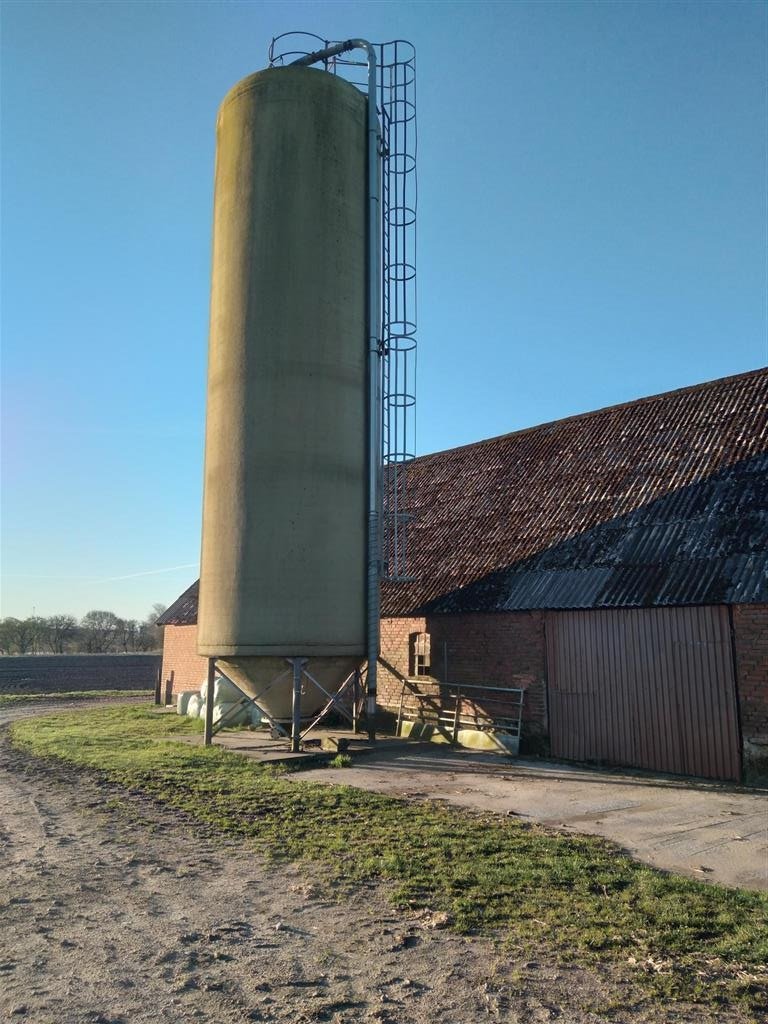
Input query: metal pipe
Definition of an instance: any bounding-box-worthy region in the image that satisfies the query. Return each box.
[291,39,382,743]
[290,657,306,753]
[363,43,383,745]
[204,657,216,746]
[352,667,359,733]
[289,38,361,67]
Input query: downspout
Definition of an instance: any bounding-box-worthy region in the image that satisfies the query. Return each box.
[290,40,382,741]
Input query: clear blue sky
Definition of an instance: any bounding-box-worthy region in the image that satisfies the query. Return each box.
[2,0,766,620]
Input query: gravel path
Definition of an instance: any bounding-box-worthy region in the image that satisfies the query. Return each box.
[0,703,747,1023]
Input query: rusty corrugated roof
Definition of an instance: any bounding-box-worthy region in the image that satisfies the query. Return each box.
[156,580,199,626]
[384,367,768,614]
[162,367,768,623]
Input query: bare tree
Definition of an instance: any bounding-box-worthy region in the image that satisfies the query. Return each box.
[0,619,16,655]
[80,610,121,653]
[0,604,168,655]
[115,618,140,653]
[0,617,38,654]
[137,604,167,652]
[43,614,78,654]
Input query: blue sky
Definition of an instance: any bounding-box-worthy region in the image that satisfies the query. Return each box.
[2,0,766,620]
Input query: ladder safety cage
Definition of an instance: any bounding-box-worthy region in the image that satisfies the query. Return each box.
[269,33,417,583]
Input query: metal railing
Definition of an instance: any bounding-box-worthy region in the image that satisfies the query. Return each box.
[396,679,524,748]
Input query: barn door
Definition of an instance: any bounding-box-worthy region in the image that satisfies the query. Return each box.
[546,607,741,781]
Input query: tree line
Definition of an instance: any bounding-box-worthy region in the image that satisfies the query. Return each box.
[0,605,167,655]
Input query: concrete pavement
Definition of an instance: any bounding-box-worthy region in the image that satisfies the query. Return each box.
[293,743,768,891]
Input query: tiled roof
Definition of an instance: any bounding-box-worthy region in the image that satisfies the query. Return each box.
[161,367,768,624]
[383,367,768,615]
[156,580,199,626]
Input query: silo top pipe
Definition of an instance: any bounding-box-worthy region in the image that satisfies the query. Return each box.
[290,40,382,740]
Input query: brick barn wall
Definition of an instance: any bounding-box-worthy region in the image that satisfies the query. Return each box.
[426,612,548,739]
[379,616,426,707]
[732,603,768,765]
[378,613,548,746]
[160,605,763,765]
[160,625,208,698]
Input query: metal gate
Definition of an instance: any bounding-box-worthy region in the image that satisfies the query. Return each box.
[546,606,741,781]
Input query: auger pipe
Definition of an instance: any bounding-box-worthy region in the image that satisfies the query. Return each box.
[291,39,381,741]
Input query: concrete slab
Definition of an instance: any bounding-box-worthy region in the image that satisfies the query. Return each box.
[178,727,410,765]
[180,723,767,891]
[287,742,768,892]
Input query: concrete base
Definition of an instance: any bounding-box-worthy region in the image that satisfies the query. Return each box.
[400,720,519,755]
[321,737,350,753]
[177,726,409,767]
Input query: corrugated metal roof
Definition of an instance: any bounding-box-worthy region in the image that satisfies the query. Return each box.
[385,367,768,614]
[162,367,768,623]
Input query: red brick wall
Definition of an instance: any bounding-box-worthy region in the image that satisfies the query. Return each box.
[732,604,768,758]
[378,612,548,743]
[426,612,548,736]
[379,616,426,706]
[160,625,208,698]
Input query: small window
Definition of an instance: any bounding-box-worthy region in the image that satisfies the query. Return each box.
[411,631,431,677]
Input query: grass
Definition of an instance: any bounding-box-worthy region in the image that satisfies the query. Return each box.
[0,690,152,707]
[9,704,768,1015]
[328,753,353,768]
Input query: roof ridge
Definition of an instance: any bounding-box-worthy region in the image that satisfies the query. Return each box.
[412,365,768,464]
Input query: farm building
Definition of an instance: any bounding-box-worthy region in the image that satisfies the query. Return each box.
[159,367,767,782]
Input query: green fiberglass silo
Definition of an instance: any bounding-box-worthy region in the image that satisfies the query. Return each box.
[197,66,367,721]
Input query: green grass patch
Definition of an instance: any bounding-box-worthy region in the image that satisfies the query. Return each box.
[10,705,768,1014]
[328,753,353,769]
[0,690,152,707]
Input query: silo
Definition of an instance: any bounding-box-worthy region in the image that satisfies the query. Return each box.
[197,66,367,722]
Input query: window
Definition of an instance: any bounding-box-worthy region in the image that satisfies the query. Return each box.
[410,631,431,677]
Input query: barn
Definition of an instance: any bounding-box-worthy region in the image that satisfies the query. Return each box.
[158,367,767,781]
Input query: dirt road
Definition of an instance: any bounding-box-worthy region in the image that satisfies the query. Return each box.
[0,704,746,1023]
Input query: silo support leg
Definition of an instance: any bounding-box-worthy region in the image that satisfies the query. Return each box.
[204,658,216,747]
[290,658,308,754]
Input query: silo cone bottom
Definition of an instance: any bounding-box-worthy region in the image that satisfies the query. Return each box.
[215,656,361,724]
